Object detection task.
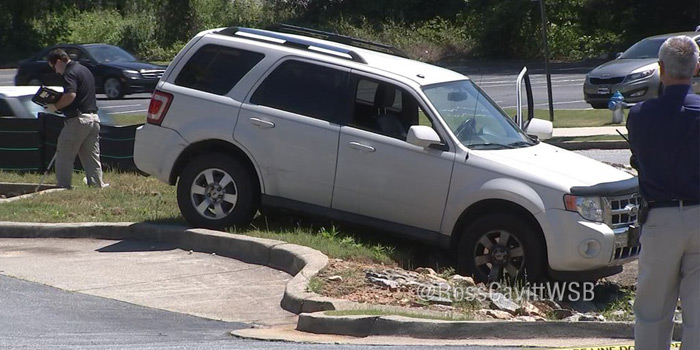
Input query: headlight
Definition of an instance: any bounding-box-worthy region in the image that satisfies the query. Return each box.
[625,68,655,82]
[122,69,141,79]
[564,195,604,222]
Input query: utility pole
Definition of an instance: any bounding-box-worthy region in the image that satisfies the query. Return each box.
[532,0,554,122]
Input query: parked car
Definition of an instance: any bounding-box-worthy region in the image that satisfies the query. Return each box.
[0,86,114,123]
[584,32,700,108]
[14,44,166,99]
[134,25,641,283]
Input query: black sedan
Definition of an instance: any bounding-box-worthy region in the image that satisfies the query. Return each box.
[14,44,166,99]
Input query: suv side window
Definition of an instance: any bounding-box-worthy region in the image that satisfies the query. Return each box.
[175,44,264,95]
[350,76,434,140]
[250,60,348,123]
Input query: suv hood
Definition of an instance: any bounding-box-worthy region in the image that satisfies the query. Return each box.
[479,143,633,192]
[588,58,658,78]
[105,61,166,71]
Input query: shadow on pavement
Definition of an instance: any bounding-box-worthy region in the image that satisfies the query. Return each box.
[96,239,178,253]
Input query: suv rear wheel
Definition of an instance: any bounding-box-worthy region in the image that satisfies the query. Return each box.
[177,154,258,229]
[457,213,546,283]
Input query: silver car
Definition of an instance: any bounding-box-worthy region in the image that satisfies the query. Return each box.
[584,31,700,109]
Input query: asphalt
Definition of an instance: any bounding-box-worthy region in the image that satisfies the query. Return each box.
[0,129,651,348]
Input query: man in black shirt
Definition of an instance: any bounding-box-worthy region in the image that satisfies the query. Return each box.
[47,49,107,189]
[627,36,700,350]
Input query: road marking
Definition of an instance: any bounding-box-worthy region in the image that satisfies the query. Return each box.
[99,104,143,109]
[109,109,147,114]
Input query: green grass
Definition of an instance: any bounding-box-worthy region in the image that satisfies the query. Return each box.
[0,170,411,265]
[503,108,622,128]
[109,113,146,126]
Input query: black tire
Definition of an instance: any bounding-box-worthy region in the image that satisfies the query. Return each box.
[177,154,259,229]
[457,213,547,283]
[589,102,608,109]
[28,78,43,86]
[103,77,124,99]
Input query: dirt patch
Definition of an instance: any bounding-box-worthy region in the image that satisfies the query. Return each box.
[313,259,640,321]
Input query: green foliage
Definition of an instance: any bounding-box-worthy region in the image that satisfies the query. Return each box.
[1,0,699,66]
[66,8,125,45]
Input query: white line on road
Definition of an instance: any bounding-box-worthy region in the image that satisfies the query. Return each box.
[109,109,147,114]
[99,104,143,109]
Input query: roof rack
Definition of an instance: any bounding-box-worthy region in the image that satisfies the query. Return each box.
[217,27,367,64]
[273,24,409,58]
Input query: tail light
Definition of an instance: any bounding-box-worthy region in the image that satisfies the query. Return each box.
[147,90,173,125]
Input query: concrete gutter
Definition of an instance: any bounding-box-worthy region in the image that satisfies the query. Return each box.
[0,221,680,341]
[545,140,629,150]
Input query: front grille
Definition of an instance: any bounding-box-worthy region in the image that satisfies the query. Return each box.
[614,245,641,260]
[590,77,624,85]
[606,194,642,228]
[140,70,165,79]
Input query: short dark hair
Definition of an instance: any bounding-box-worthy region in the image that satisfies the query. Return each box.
[48,49,70,65]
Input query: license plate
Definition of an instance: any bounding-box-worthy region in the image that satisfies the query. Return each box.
[628,225,641,247]
[597,87,610,95]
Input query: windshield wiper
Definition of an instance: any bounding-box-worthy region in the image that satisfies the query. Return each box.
[508,140,536,147]
[468,143,517,149]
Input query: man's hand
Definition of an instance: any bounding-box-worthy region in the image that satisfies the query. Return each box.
[46,104,58,113]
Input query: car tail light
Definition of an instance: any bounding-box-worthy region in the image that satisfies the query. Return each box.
[147,90,173,125]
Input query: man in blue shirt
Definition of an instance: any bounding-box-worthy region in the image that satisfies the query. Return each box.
[627,35,700,350]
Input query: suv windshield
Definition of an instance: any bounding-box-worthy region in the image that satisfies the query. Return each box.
[619,38,666,59]
[422,80,534,149]
[85,45,137,63]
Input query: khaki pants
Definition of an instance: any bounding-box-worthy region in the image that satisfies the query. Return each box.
[55,113,105,189]
[634,203,700,350]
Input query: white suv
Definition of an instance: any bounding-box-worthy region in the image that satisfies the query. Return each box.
[134,25,641,282]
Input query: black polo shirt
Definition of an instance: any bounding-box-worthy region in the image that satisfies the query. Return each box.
[626,84,700,202]
[62,61,97,118]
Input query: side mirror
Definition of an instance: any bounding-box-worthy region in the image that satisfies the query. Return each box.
[407,125,442,148]
[524,118,553,140]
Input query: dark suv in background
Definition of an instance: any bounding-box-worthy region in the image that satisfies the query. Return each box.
[14,43,166,99]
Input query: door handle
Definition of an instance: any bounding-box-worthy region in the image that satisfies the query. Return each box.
[348,141,376,152]
[248,117,275,129]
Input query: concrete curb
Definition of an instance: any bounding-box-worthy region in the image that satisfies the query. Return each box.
[545,140,629,150]
[296,313,639,339]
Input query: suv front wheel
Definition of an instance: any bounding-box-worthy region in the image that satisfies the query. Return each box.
[457,213,546,283]
[177,154,258,229]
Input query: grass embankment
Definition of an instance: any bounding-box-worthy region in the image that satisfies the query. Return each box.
[503,108,623,128]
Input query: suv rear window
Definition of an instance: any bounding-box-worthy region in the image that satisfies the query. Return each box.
[175,44,264,95]
[250,60,348,123]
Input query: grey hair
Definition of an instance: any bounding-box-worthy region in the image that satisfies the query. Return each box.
[658,35,699,79]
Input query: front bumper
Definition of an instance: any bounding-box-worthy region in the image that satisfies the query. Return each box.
[583,75,660,106]
[537,209,640,278]
[123,77,160,94]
